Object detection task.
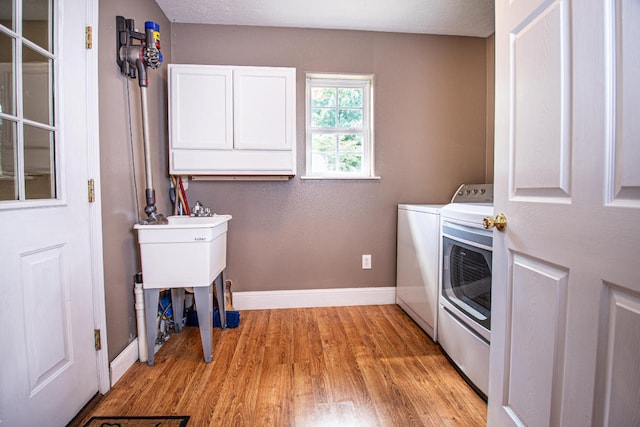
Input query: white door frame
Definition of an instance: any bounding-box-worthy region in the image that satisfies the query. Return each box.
[86,0,110,394]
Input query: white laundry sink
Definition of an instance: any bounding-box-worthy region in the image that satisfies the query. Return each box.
[134,214,232,289]
[166,215,229,226]
[134,214,232,365]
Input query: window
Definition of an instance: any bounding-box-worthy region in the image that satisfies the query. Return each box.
[0,0,57,201]
[305,73,376,179]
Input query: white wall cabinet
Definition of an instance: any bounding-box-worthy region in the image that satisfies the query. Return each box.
[168,64,296,176]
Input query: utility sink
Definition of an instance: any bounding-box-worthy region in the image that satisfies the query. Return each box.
[134,214,232,365]
[134,214,232,289]
[167,215,231,226]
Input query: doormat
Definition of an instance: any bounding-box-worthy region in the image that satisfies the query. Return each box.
[83,415,189,427]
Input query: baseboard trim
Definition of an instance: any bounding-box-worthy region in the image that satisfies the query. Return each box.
[233,286,396,310]
[110,338,139,386]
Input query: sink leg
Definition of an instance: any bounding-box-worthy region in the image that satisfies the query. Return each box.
[171,288,185,333]
[143,288,160,366]
[215,272,227,329]
[194,285,213,363]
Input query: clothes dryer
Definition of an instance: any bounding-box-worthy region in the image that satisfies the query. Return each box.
[438,184,494,399]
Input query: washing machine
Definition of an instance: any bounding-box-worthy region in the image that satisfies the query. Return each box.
[396,204,445,341]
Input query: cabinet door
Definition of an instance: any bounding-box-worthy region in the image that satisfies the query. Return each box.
[169,65,233,150]
[233,67,295,150]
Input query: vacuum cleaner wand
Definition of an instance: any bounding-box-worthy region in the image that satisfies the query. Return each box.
[116,16,167,224]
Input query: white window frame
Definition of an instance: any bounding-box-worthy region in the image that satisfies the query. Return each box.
[303,73,378,179]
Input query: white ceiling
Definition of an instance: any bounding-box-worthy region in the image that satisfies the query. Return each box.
[155,0,495,38]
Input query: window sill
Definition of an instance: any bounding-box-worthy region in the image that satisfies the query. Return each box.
[300,175,381,180]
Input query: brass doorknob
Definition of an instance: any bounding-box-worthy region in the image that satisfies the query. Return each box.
[482,213,507,232]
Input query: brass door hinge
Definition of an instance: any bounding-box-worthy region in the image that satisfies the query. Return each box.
[86,26,93,49]
[88,179,95,202]
[94,329,102,351]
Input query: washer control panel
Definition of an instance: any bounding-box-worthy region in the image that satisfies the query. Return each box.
[450,183,493,203]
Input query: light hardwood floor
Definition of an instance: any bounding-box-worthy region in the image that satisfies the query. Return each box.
[71,305,487,426]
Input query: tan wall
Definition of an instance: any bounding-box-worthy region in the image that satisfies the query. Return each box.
[170,25,490,293]
[98,1,172,361]
[97,11,493,361]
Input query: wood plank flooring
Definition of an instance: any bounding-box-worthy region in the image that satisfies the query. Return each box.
[71,305,486,426]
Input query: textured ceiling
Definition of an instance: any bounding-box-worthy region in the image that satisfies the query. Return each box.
[155,0,495,38]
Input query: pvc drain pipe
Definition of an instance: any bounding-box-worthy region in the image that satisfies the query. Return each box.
[134,273,148,363]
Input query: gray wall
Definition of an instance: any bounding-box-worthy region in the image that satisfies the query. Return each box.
[171,25,491,292]
[99,0,172,361]
[98,6,493,362]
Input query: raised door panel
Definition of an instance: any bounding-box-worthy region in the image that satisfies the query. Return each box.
[608,0,640,204]
[169,65,233,151]
[233,67,296,151]
[511,1,571,200]
[594,287,640,425]
[20,245,73,393]
[506,255,568,426]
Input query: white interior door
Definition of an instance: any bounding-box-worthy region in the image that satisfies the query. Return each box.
[0,1,102,425]
[490,0,640,425]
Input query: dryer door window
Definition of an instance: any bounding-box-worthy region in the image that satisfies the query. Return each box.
[442,236,492,330]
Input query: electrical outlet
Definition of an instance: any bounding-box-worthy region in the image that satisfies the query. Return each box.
[362,254,372,269]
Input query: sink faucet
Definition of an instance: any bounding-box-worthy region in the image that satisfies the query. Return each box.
[192,201,213,217]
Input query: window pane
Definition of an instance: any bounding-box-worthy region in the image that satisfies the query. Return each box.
[0,32,15,116]
[22,46,53,125]
[338,88,362,107]
[339,134,363,152]
[0,0,15,31]
[312,133,337,152]
[0,119,17,200]
[312,152,336,172]
[339,154,362,173]
[338,109,362,128]
[311,87,336,107]
[311,108,336,128]
[23,0,52,53]
[24,124,55,199]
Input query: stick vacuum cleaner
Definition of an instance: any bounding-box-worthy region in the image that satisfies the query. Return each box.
[117,16,167,225]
